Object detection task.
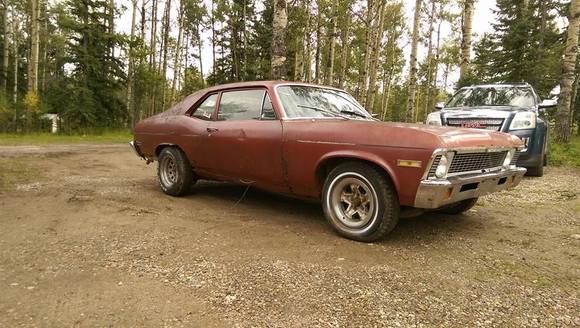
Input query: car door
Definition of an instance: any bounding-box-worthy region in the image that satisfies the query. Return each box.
[181,94,217,170]
[202,89,286,191]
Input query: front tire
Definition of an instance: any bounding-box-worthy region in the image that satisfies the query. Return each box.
[157,147,196,196]
[322,162,399,242]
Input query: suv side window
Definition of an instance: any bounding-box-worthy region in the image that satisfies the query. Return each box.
[218,90,265,121]
[192,94,218,120]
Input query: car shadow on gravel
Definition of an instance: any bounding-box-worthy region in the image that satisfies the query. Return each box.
[179,181,481,243]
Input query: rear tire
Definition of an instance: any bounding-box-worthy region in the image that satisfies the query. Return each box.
[157,147,196,196]
[322,162,399,242]
[437,198,478,215]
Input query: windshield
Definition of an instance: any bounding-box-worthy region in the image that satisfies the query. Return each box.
[446,86,536,109]
[277,85,372,119]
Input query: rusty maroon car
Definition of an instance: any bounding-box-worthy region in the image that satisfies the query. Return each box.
[131,81,526,242]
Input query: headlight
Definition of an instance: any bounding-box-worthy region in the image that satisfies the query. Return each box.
[426,112,442,126]
[503,149,515,169]
[435,152,452,178]
[509,112,536,130]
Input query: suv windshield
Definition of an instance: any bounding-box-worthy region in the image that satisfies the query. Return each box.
[277,85,372,119]
[446,86,536,109]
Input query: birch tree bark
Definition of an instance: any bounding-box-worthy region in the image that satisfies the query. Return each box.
[324,1,337,86]
[271,0,287,80]
[127,0,138,126]
[27,0,40,93]
[459,0,474,80]
[555,0,580,142]
[171,1,184,103]
[365,0,386,113]
[405,0,421,122]
[3,5,9,93]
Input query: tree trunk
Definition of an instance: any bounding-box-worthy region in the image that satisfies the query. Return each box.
[405,0,421,123]
[422,0,437,119]
[304,2,313,82]
[324,1,337,86]
[171,1,184,104]
[12,11,18,105]
[365,0,386,113]
[555,0,580,142]
[338,13,351,89]
[271,0,288,80]
[459,0,475,80]
[211,0,216,78]
[196,25,204,87]
[27,0,40,93]
[149,0,158,68]
[160,0,171,109]
[357,0,375,102]
[127,0,138,127]
[3,5,9,93]
[314,14,322,83]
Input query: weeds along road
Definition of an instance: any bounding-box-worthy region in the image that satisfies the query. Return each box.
[0,144,578,327]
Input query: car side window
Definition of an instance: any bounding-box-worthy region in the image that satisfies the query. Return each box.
[218,90,265,121]
[192,94,218,120]
[261,93,277,120]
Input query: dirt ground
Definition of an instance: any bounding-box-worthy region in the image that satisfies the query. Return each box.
[0,144,578,327]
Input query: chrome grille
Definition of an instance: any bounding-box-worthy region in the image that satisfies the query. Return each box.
[448,151,508,174]
[510,150,521,166]
[446,118,504,131]
[428,155,442,177]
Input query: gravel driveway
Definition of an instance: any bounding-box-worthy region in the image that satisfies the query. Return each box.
[0,144,578,327]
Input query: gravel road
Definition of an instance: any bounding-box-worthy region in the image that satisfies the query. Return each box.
[0,144,578,327]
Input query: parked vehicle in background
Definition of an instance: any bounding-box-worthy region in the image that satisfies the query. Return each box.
[132,81,526,242]
[426,83,553,176]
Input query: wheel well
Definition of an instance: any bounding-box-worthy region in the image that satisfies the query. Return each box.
[315,157,397,193]
[155,144,181,157]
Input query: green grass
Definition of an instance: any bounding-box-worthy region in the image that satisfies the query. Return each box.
[0,130,132,145]
[550,135,580,168]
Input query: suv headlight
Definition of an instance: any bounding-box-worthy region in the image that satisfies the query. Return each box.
[426,112,442,126]
[509,112,536,130]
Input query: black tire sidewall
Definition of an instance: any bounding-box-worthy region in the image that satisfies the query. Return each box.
[157,147,194,196]
[322,162,399,242]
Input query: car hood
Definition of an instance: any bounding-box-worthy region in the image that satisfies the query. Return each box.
[283,119,523,150]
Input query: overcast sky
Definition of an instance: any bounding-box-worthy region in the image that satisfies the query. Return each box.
[115,0,499,89]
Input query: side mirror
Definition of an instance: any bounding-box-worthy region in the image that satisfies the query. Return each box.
[435,102,445,110]
[538,99,557,109]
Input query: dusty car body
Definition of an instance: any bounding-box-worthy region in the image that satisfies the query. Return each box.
[131,81,526,242]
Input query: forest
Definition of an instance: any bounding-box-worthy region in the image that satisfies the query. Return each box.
[0,0,579,143]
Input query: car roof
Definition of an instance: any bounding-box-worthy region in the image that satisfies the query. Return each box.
[200,80,346,93]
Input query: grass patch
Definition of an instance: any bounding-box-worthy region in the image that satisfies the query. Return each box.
[0,130,132,145]
[549,135,580,168]
[0,159,43,191]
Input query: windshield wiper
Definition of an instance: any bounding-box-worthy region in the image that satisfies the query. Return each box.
[296,105,349,119]
[339,109,372,119]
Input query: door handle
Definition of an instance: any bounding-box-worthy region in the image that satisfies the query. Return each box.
[207,127,219,133]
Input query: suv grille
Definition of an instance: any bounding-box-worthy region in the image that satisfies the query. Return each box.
[448,151,508,174]
[446,118,504,131]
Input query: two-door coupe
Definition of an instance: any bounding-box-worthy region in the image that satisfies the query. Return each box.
[131,81,526,242]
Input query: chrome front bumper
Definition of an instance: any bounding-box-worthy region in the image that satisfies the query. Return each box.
[414,167,527,209]
[129,141,146,160]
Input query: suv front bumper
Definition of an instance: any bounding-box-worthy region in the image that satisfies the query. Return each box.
[414,167,527,209]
